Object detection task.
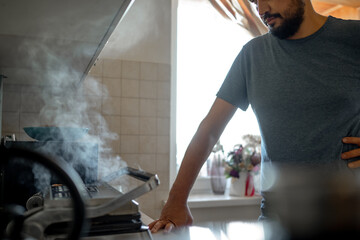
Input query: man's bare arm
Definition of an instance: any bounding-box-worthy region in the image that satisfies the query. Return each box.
[149,98,237,232]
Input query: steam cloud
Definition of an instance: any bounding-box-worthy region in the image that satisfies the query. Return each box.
[19,38,127,191]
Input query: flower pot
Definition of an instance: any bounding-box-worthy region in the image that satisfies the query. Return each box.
[229,173,247,197]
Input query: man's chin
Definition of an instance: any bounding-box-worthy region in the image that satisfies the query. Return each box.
[270,20,303,39]
[270,28,292,39]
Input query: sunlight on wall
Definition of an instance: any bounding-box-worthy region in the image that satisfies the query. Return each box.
[177,0,260,168]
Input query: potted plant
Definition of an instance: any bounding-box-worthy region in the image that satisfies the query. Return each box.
[225,135,261,196]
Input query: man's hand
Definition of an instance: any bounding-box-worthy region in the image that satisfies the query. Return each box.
[148,201,193,233]
[342,137,360,168]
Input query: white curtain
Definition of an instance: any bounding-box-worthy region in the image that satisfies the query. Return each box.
[208,0,267,37]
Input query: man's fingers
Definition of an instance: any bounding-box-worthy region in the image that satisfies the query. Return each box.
[151,221,163,233]
[343,137,360,145]
[347,160,360,169]
[148,220,157,230]
[149,220,176,233]
[150,220,165,233]
[164,222,175,233]
[342,148,360,159]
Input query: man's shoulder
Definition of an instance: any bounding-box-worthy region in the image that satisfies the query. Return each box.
[328,16,360,30]
[242,33,271,52]
[326,16,360,42]
[329,15,360,24]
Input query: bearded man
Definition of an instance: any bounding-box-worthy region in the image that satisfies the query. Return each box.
[150,0,360,232]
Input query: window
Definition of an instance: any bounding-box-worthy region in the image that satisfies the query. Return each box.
[176,0,260,175]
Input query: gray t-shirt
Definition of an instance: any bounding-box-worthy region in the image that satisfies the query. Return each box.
[217,16,360,180]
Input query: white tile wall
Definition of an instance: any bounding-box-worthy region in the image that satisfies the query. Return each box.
[121,98,140,116]
[122,61,140,80]
[122,79,139,98]
[103,59,122,78]
[140,99,157,117]
[141,62,158,81]
[1,59,171,219]
[140,81,157,99]
[103,77,122,97]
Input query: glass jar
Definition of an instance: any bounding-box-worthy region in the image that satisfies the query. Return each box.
[209,141,227,194]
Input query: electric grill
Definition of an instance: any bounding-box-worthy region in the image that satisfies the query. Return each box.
[0,137,160,239]
[25,167,159,240]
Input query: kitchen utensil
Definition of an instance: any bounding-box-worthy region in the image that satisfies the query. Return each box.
[23,127,89,141]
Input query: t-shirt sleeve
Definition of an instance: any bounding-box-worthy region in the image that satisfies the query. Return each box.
[216,48,249,111]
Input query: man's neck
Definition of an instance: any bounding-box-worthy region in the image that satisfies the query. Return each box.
[288,7,328,40]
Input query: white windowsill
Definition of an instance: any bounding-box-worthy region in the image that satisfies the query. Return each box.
[187,176,262,209]
[188,192,262,209]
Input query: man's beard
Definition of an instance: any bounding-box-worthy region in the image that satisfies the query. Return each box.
[263,0,305,39]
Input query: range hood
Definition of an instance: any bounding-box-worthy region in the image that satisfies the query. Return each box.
[0,0,134,85]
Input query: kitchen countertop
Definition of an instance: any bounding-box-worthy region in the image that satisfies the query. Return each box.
[143,212,360,240]
[151,221,267,240]
[150,220,360,240]
[81,213,266,240]
[87,211,360,240]
[82,221,267,240]
[141,211,268,240]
